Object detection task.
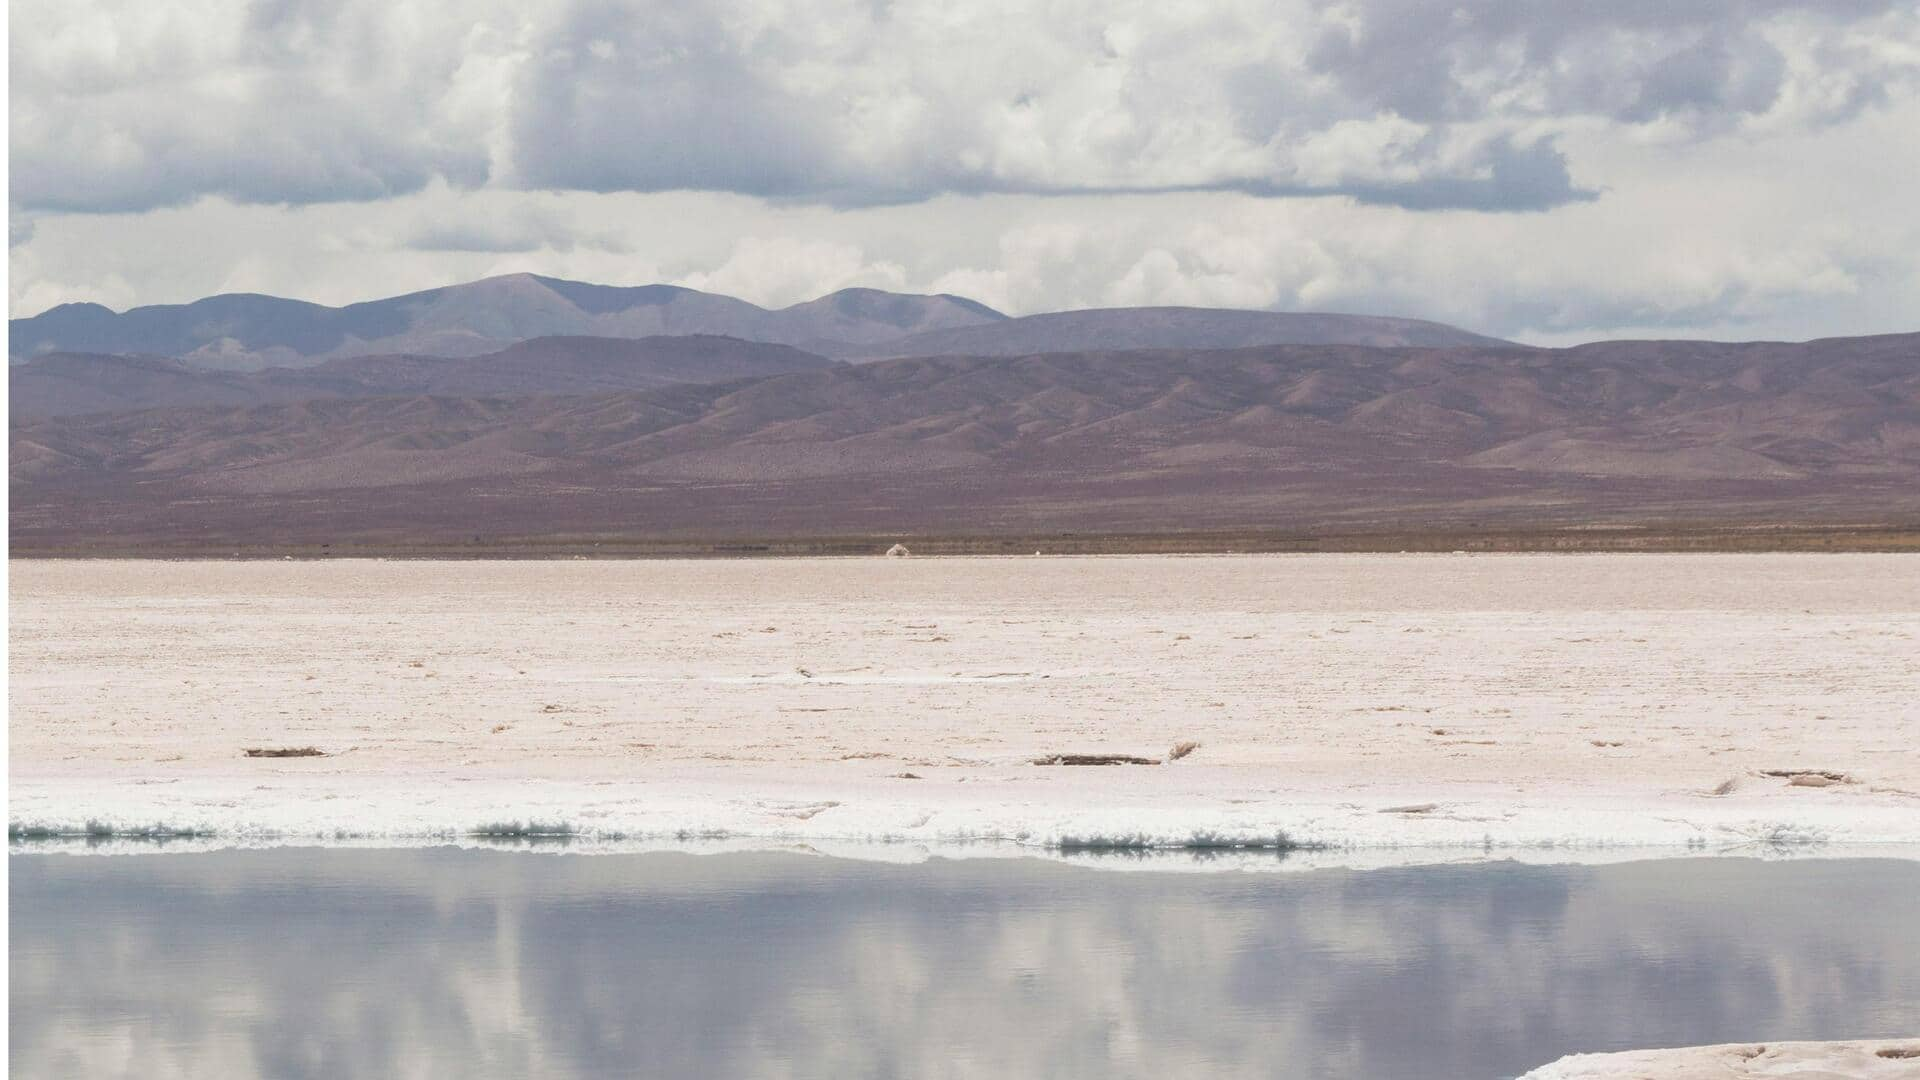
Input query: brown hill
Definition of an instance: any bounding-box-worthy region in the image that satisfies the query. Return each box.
[11,333,1919,548]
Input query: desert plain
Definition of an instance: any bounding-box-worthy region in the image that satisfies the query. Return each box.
[9,552,1918,862]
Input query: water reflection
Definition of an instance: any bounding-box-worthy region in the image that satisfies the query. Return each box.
[11,852,1919,1079]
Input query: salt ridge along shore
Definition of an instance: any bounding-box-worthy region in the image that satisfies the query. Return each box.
[10,554,1920,863]
[1519,1040,1920,1078]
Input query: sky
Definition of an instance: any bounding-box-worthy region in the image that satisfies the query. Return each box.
[9,0,1920,345]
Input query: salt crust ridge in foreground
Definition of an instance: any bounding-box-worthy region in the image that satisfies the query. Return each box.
[1518,1039,1920,1079]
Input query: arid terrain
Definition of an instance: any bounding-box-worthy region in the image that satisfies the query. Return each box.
[13,332,1920,551]
[12,554,1918,858]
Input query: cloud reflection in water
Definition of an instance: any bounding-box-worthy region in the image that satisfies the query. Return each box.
[10,851,1918,1080]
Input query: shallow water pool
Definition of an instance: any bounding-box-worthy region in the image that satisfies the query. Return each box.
[10,850,1919,1079]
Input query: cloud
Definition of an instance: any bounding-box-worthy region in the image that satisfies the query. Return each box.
[674,237,908,310]
[1302,1,1907,130]
[13,1,1918,214]
[402,200,630,254]
[8,0,505,213]
[12,110,1920,345]
[1258,134,1594,212]
[9,2,1920,345]
[504,1,1603,209]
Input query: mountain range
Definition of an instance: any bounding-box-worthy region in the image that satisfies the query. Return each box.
[14,329,1918,550]
[9,273,1506,370]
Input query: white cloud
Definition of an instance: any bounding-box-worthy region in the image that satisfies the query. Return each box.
[675,237,908,309]
[9,0,511,212]
[15,1,1917,214]
[8,2,1920,344]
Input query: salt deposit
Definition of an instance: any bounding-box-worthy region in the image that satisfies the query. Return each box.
[1520,1040,1920,1078]
[10,554,1919,863]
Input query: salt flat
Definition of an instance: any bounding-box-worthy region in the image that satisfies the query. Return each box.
[9,554,1919,861]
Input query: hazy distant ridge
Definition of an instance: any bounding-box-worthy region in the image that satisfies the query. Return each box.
[9,273,1504,369]
[851,306,1510,357]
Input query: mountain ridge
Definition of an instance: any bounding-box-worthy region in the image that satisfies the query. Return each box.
[848,305,1512,358]
[13,332,1917,547]
[9,273,1506,368]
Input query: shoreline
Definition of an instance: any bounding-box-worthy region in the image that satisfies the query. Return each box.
[11,522,1920,558]
[12,767,1920,865]
[13,818,1920,875]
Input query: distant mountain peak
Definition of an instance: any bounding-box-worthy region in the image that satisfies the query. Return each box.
[801,287,1010,325]
[37,301,116,316]
[525,275,708,314]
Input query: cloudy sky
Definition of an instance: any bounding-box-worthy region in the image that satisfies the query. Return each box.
[10,0,1920,344]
